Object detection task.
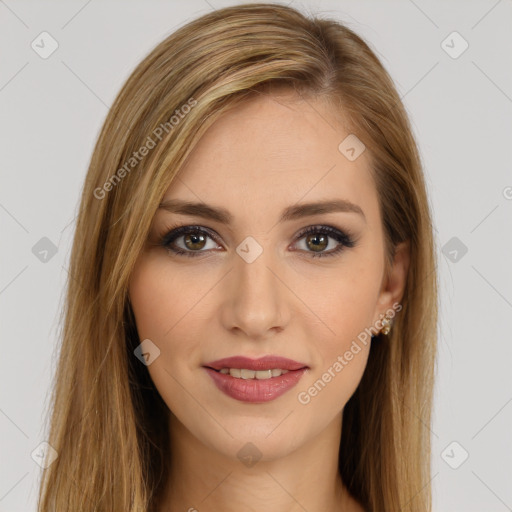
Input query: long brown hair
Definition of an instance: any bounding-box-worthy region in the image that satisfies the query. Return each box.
[37,3,438,511]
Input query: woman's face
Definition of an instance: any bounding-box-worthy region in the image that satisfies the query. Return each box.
[129,89,408,462]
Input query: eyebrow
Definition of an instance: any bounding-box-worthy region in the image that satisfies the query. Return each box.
[158,198,366,224]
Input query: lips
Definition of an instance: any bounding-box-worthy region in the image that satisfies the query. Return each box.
[202,355,309,403]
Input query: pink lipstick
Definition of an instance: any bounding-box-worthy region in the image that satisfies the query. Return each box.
[203,355,308,403]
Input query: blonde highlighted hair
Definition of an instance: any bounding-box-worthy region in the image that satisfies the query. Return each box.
[38,3,438,511]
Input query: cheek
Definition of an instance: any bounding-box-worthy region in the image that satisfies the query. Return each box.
[129,259,172,340]
[294,257,381,410]
[128,258,190,418]
[296,288,372,417]
[129,255,207,344]
[306,254,382,351]
[128,256,216,398]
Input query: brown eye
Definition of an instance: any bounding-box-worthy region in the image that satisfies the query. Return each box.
[160,225,220,257]
[294,225,356,258]
[305,233,328,252]
[183,232,207,251]
[159,224,356,260]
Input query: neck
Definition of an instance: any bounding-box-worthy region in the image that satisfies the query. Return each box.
[157,411,361,512]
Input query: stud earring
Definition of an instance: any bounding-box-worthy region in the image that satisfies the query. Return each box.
[380,313,393,336]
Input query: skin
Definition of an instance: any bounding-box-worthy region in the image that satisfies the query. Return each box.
[128,88,409,512]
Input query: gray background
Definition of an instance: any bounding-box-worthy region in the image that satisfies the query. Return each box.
[1,0,511,510]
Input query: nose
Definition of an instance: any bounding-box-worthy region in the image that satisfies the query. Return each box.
[219,246,290,340]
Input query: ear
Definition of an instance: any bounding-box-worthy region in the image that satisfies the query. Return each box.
[373,240,410,324]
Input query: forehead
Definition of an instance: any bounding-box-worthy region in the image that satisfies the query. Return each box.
[163,90,379,227]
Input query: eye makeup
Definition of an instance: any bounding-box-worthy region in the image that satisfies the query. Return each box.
[154,222,357,259]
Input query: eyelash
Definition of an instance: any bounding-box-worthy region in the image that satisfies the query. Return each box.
[157,223,356,259]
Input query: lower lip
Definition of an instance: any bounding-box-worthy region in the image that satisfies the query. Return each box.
[204,367,308,403]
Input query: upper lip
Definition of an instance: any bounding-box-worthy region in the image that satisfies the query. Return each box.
[204,355,308,371]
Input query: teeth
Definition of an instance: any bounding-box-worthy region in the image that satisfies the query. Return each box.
[241,369,256,379]
[255,370,272,380]
[218,368,290,379]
